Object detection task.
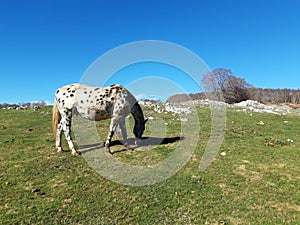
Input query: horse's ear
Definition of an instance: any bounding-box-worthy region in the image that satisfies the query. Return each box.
[144,117,148,124]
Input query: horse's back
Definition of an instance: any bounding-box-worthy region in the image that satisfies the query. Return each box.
[55,84,135,120]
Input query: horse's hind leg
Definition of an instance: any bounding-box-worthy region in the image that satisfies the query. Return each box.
[56,120,64,153]
[60,114,79,156]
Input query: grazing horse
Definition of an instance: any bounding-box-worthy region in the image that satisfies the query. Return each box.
[52,84,148,156]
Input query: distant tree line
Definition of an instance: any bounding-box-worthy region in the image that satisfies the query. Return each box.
[0,100,47,109]
[167,68,300,104]
[248,88,300,104]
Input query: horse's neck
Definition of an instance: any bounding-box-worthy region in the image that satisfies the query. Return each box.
[131,102,144,123]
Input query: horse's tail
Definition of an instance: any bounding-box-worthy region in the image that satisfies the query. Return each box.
[52,99,61,140]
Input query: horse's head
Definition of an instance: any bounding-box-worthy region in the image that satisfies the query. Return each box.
[133,117,148,145]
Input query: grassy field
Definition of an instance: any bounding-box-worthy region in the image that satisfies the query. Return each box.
[0,105,299,224]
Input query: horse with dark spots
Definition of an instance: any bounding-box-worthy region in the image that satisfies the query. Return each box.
[52,84,148,156]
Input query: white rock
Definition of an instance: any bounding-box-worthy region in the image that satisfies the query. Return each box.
[220,152,227,156]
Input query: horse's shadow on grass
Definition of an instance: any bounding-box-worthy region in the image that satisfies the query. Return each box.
[79,136,183,154]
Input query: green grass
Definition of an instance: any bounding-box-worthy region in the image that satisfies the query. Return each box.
[0,106,299,224]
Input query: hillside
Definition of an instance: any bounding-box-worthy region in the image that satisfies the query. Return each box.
[0,103,299,224]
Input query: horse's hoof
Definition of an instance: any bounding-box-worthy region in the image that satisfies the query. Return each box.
[57,147,63,153]
[105,147,112,154]
[72,151,80,156]
[125,145,134,151]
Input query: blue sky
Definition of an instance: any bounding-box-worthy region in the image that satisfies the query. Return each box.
[0,0,299,103]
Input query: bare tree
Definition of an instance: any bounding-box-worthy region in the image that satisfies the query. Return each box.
[201,68,252,103]
[169,68,300,104]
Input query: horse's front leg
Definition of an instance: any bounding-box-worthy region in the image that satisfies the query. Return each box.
[119,119,130,148]
[105,119,118,154]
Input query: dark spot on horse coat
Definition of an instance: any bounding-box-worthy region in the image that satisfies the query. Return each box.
[70,94,74,97]
[56,90,59,94]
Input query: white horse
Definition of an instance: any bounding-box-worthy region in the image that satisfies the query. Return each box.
[52,84,147,155]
